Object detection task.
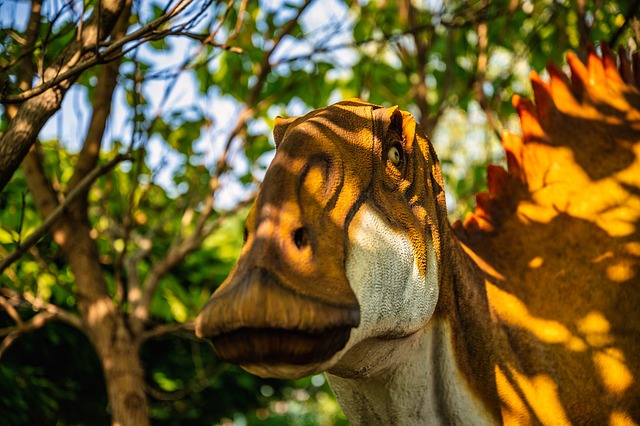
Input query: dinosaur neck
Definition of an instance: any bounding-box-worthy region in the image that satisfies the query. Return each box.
[436,228,505,418]
[326,320,497,425]
[326,227,502,425]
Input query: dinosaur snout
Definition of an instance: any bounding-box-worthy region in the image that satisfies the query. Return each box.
[194,266,359,367]
[248,205,317,275]
[194,196,360,371]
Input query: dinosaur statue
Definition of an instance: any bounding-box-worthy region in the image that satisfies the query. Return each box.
[195,45,640,424]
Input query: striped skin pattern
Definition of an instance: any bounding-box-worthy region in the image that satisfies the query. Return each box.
[196,45,640,425]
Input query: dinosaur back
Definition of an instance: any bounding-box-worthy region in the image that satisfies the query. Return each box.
[454,44,640,424]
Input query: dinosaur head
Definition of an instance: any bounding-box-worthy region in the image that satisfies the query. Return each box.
[195,99,447,378]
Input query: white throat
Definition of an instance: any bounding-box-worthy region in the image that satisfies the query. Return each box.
[346,204,439,338]
[323,204,496,424]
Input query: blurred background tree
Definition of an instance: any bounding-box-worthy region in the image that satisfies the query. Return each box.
[0,0,637,424]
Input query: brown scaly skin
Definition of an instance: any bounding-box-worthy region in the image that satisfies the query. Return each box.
[196,45,640,424]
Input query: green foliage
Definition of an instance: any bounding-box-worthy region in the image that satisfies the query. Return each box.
[0,320,109,425]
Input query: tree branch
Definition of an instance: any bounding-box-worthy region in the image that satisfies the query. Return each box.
[0,294,23,326]
[17,1,43,91]
[167,31,243,52]
[0,152,132,274]
[68,1,133,196]
[0,311,54,357]
[0,290,83,359]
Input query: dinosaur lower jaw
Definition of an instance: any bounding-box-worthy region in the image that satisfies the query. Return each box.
[207,326,352,377]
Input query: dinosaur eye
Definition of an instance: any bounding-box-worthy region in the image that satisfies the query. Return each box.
[388,145,402,166]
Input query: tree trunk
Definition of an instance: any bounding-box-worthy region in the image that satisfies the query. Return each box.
[21,144,150,424]
[58,221,150,425]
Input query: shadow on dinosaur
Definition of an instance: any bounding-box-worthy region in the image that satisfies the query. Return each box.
[196,43,640,424]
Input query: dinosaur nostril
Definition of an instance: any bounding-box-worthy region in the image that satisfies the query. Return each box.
[293,227,310,250]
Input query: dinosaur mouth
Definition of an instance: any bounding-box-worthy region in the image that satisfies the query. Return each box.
[207,326,353,365]
[195,267,360,369]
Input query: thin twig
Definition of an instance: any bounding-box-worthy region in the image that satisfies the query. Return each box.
[229,0,248,41]
[0,310,82,358]
[0,0,194,104]
[172,32,243,52]
[0,289,83,359]
[139,321,194,342]
[145,358,229,401]
[208,0,235,43]
[0,295,23,326]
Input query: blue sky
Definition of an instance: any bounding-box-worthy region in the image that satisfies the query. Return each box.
[1,0,355,208]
